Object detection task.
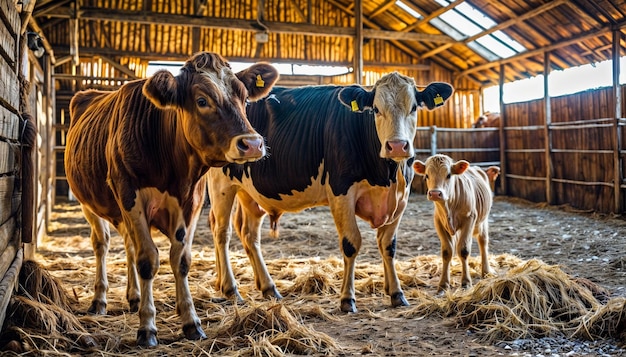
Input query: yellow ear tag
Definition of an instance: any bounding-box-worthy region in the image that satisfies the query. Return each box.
[351,100,359,112]
[433,94,444,106]
[256,74,265,88]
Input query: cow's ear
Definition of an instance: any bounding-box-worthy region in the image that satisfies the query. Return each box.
[413,160,427,175]
[143,70,179,108]
[338,86,375,113]
[451,160,470,175]
[416,82,454,110]
[236,63,279,101]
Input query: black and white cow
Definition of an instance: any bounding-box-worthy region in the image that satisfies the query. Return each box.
[207,72,453,312]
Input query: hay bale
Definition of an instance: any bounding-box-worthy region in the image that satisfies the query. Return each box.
[574,297,626,341]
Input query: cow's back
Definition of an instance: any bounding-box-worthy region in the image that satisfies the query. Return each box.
[222,85,410,204]
[449,167,492,222]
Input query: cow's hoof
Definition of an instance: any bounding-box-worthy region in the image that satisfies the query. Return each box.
[390,292,409,307]
[340,298,357,313]
[128,298,140,313]
[137,328,158,347]
[183,322,206,340]
[262,286,283,300]
[87,300,107,315]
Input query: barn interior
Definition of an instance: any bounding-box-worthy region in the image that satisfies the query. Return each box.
[2,0,626,355]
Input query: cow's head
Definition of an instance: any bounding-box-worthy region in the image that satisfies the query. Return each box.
[413,154,468,202]
[142,51,279,165]
[338,72,453,162]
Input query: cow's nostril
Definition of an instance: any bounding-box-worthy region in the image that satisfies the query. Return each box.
[237,138,249,152]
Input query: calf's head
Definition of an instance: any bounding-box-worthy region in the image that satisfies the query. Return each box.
[413,154,469,202]
[338,72,453,162]
[142,51,279,165]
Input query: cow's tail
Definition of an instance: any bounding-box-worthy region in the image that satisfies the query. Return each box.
[20,112,37,244]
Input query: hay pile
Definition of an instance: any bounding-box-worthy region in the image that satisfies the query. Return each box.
[2,204,625,356]
[402,258,626,344]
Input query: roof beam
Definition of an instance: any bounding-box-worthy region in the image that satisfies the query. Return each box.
[459,26,611,77]
[42,7,454,43]
[420,0,568,60]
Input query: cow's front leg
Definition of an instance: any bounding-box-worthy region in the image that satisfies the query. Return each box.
[83,207,110,315]
[235,195,281,299]
[434,217,454,293]
[124,210,159,347]
[376,222,408,308]
[207,179,242,301]
[329,202,361,313]
[169,224,206,341]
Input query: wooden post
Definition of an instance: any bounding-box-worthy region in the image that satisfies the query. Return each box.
[612,30,622,213]
[498,64,506,195]
[544,51,553,205]
[430,126,437,156]
[354,0,363,84]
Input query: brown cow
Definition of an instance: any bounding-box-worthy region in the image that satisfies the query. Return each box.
[413,154,493,292]
[64,52,278,347]
[472,112,500,128]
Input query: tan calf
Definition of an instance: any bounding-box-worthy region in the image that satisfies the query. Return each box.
[413,154,494,292]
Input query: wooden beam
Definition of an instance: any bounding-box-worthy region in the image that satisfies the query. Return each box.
[543,51,553,205]
[99,56,138,79]
[286,0,306,22]
[402,0,466,33]
[459,26,611,77]
[420,0,568,60]
[368,0,395,19]
[612,30,622,213]
[354,0,363,84]
[42,7,454,43]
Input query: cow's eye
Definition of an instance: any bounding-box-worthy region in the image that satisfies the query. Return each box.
[197,98,208,107]
[446,173,451,179]
[424,175,429,180]
[411,104,417,113]
[373,106,380,114]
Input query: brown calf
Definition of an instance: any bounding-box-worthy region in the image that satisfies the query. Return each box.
[413,154,494,292]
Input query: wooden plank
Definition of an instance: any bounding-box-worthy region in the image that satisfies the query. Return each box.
[0,0,20,36]
[0,243,16,288]
[0,215,16,259]
[0,246,22,332]
[0,20,16,66]
[0,176,17,225]
[0,56,19,111]
[0,141,17,175]
[0,105,19,141]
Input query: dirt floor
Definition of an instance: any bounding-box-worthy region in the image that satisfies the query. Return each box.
[5,193,626,356]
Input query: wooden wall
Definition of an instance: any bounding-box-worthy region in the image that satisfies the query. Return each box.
[0,0,25,332]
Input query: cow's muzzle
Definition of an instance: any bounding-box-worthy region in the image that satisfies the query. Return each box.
[384,140,411,160]
[231,134,266,163]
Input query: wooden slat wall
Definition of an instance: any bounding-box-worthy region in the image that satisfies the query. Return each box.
[0,0,23,332]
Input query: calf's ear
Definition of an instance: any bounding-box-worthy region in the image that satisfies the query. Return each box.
[416,82,454,110]
[237,63,279,101]
[413,160,427,175]
[338,86,375,113]
[143,70,179,109]
[451,160,470,175]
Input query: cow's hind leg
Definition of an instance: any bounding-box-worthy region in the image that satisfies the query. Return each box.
[476,220,492,278]
[235,194,281,299]
[83,206,110,315]
[376,222,408,308]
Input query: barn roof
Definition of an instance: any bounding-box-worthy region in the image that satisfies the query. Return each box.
[31,0,626,88]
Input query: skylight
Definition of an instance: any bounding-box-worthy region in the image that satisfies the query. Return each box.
[396,0,527,60]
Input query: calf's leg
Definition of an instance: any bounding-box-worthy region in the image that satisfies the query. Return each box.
[434,217,453,292]
[476,220,492,278]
